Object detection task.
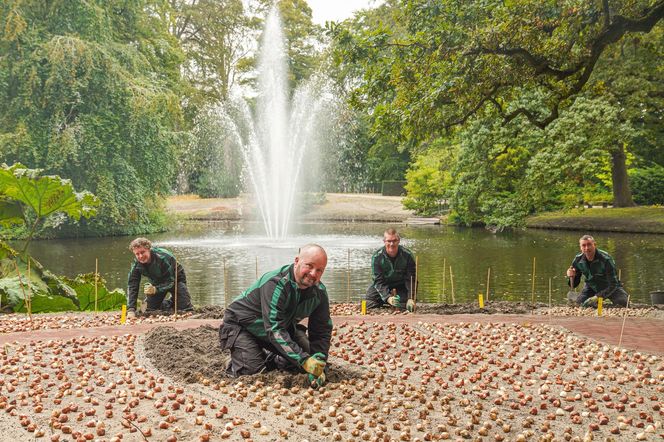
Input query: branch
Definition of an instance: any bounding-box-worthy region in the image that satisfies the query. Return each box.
[486,0,664,128]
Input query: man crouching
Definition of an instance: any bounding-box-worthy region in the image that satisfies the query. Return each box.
[219,244,332,387]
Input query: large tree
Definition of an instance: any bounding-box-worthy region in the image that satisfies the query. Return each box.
[0,0,184,234]
[166,0,254,108]
[331,0,663,207]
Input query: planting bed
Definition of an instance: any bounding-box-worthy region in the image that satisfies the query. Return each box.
[0,307,662,441]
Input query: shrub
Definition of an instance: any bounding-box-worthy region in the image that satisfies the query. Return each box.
[630,166,664,205]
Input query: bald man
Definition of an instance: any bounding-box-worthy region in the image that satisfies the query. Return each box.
[219,244,332,385]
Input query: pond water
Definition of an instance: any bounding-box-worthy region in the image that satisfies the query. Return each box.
[27,222,664,306]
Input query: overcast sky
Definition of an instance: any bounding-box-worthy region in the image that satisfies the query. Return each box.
[307,0,382,24]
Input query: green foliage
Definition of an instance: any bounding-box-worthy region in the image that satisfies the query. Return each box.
[0,0,184,236]
[630,166,664,205]
[328,0,662,226]
[168,0,254,109]
[0,163,99,250]
[403,153,448,216]
[182,105,242,198]
[61,273,126,312]
[0,249,80,312]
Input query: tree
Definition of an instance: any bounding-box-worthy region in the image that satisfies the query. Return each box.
[166,0,255,108]
[0,0,184,235]
[330,0,663,212]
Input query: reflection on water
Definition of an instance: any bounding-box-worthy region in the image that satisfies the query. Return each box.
[26,222,664,306]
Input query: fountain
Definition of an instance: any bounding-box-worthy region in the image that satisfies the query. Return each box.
[223,7,334,239]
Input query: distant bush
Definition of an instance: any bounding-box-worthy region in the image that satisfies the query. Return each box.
[382,181,407,196]
[630,166,664,205]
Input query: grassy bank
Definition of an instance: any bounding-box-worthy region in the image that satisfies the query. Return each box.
[526,206,664,233]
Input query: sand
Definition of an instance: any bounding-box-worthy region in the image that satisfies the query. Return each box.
[0,306,662,441]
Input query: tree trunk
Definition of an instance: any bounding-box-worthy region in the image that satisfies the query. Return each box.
[611,143,635,207]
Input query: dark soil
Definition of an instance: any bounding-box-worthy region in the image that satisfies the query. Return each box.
[415,300,543,315]
[144,325,364,388]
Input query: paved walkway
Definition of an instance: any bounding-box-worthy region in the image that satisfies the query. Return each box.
[1,314,662,355]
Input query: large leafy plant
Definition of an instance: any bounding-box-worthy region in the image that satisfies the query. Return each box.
[0,163,99,252]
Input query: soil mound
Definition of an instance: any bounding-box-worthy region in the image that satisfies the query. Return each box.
[145,325,228,383]
[144,325,364,387]
[192,305,226,319]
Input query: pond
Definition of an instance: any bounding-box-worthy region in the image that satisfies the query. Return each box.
[27,222,664,306]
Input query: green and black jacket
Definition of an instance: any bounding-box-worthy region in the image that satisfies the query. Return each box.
[127,247,184,310]
[371,245,416,302]
[569,249,622,295]
[223,264,333,366]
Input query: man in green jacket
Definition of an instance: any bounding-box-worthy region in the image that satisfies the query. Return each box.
[566,235,628,307]
[366,228,416,311]
[219,244,332,386]
[127,237,194,317]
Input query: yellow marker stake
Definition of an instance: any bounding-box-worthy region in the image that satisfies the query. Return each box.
[478,292,484,309]
[597,297,603,316]
[361,300,367,315]
[120,305,127,324]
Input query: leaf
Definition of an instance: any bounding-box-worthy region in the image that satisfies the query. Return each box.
[0,163,100,221]
[63,273,126,312]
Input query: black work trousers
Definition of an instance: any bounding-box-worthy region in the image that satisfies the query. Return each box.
[219,323,310,377]
[146,273,193,311]
[576,284,629,307]
[365,284,408,309]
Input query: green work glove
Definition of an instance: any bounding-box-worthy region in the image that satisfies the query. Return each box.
[387,295,401,307]
[302,352,326,377]
[581,297,597,308]
[308,371,326,389]
[144,283,157,296]
[406,299,415,312]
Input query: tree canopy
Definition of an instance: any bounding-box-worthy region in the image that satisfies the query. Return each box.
[0,0,184,234]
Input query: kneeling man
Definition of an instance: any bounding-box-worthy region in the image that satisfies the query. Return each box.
[219,244,332,387]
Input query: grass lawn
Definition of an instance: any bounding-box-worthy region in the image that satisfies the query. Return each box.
[526,206,664,233]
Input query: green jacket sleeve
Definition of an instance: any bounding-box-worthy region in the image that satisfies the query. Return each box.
[260,279,309,365]
[307,290,333,359]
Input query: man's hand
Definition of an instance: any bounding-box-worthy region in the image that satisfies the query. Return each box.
[387,295,401,307]
[566,267,576,279]
[308,372,326,389]
[406,299,415,312]
[127,309,136,319]
[144,284,157,296]
[302,353,326,377]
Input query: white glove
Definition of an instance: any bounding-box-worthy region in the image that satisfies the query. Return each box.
[144,284,157,296]
[127,309,136,319]
[406,299,415,312]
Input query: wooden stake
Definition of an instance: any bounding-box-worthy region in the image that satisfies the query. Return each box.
[618,293,631,348]
[450,266,455,304]
[174,258,178,319]
[531,257,536,305]
[414,255,419,306]
[27,258,32,317]
[347,249,351,303]
[223,258,228,308]
[548,277,552,324]
[14,260,31,321]
[94,258,98,313]
[486,267,491,302]
[441,258,447,303]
